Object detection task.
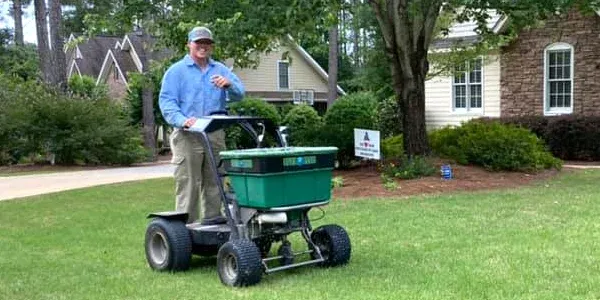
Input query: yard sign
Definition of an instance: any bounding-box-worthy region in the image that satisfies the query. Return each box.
[354,128,380,160]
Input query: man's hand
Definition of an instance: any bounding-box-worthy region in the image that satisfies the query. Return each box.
[183,117,197,128]
[211,75,231,89]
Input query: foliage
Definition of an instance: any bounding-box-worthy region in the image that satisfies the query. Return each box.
[375,96,402,138]
[429,120,562,172]
[282,104,323,146]
[481,116,600,161]
[276,103,295,120]
[0,74,147,166]
[125,59,174,127]
[543,116,600,161]
[379,155,437,180]
[381,134,404,160]
[227,98,282,149]
[428,126,468,164]
[331,176,344,189]
[228,98,281,124]
[67,75,108,99]
[0,29,39,81]
[323,92,377,168]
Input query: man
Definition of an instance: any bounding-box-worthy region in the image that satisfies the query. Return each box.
[159,26,245,225]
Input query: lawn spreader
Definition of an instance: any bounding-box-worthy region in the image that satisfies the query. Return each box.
[144,114,351,287]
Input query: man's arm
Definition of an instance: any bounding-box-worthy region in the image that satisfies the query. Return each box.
[158,67,187,128]
[223,68,245,102]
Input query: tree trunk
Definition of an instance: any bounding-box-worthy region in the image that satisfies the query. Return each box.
[12,0,24,46]
[34,0,51,83]
[399,74,429,157]
[140,30,157,160]
[48,0,67,91]
[327,24,339,109]
[352,0,360,66]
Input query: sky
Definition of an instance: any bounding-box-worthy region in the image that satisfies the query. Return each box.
[0,2,38,44]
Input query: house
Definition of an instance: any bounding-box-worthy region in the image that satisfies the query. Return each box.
[425,9,600,129]
[66,33,344,111]
[232,37,345,112]
[65,34,121,82]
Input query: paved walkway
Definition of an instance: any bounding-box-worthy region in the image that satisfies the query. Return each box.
[0,163,174,201]
[0,163,598,202]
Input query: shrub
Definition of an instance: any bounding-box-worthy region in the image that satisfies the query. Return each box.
[276,103,295,120]
[375,96,402,138]
[68,75,108,99]
[429,120,561,171]
[0,74,147,166]
[323,92,377,168]
[429,126,468,164]
[228,97,281,124]
[282,104,323,146]
[227,98,281,148]
[381,134,404,160]
[29,97,148,165]
[481,115,600,161]
[544,116,600,161]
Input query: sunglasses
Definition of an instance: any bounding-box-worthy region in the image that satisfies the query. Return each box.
[193,40,214,46]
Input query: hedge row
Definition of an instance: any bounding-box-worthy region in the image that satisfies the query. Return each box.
[429,120,562,171]
[480,116,600,161]
[0,74,147,166]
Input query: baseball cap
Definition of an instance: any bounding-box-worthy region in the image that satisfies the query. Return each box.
[188,26,214,43]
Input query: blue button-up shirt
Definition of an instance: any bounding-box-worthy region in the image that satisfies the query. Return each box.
[159,55,245,128]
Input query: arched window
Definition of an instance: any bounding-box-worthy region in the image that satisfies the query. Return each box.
[544,43,574,115]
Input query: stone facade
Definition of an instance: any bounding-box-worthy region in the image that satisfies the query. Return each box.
[500,10,600,117]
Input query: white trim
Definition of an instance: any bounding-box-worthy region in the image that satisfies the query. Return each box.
[121,35,143,72]
[543,42,574,116]
[96,50,128,86]
[68,60,81,78]
[76,47,82,59]
[277,60,290,90]
[285,35,346,95]
[492,15,509,34]
[451,57,484,114]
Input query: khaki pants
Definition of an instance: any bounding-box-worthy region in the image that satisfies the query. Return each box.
[170,129,226,223]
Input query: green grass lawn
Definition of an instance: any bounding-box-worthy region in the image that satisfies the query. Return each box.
[1,170,600,299]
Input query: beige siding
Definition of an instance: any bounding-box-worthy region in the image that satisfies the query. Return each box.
[425,55,501,129]
[232,45,329,97]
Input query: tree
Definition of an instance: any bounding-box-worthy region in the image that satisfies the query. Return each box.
[12,0,24,45]
[327,1,342,108]
[33,0,51,83]
[367,0,600,157]
[48,0,67,91]
[0,31,39,80]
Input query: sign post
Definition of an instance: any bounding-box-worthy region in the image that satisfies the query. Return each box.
[354,128,380,160]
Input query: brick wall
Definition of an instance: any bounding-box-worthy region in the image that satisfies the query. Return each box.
[500,10,600,117]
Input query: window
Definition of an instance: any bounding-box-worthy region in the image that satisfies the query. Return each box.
[453,58,483,112]
[278,61,289,89]
[544,43,573,115]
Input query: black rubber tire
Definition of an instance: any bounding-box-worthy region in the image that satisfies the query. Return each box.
[144,218,192,272]
[217,239,263,287]
[310,224,351,267]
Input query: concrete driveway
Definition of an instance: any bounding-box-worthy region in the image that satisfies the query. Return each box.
[0,163,174,201]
